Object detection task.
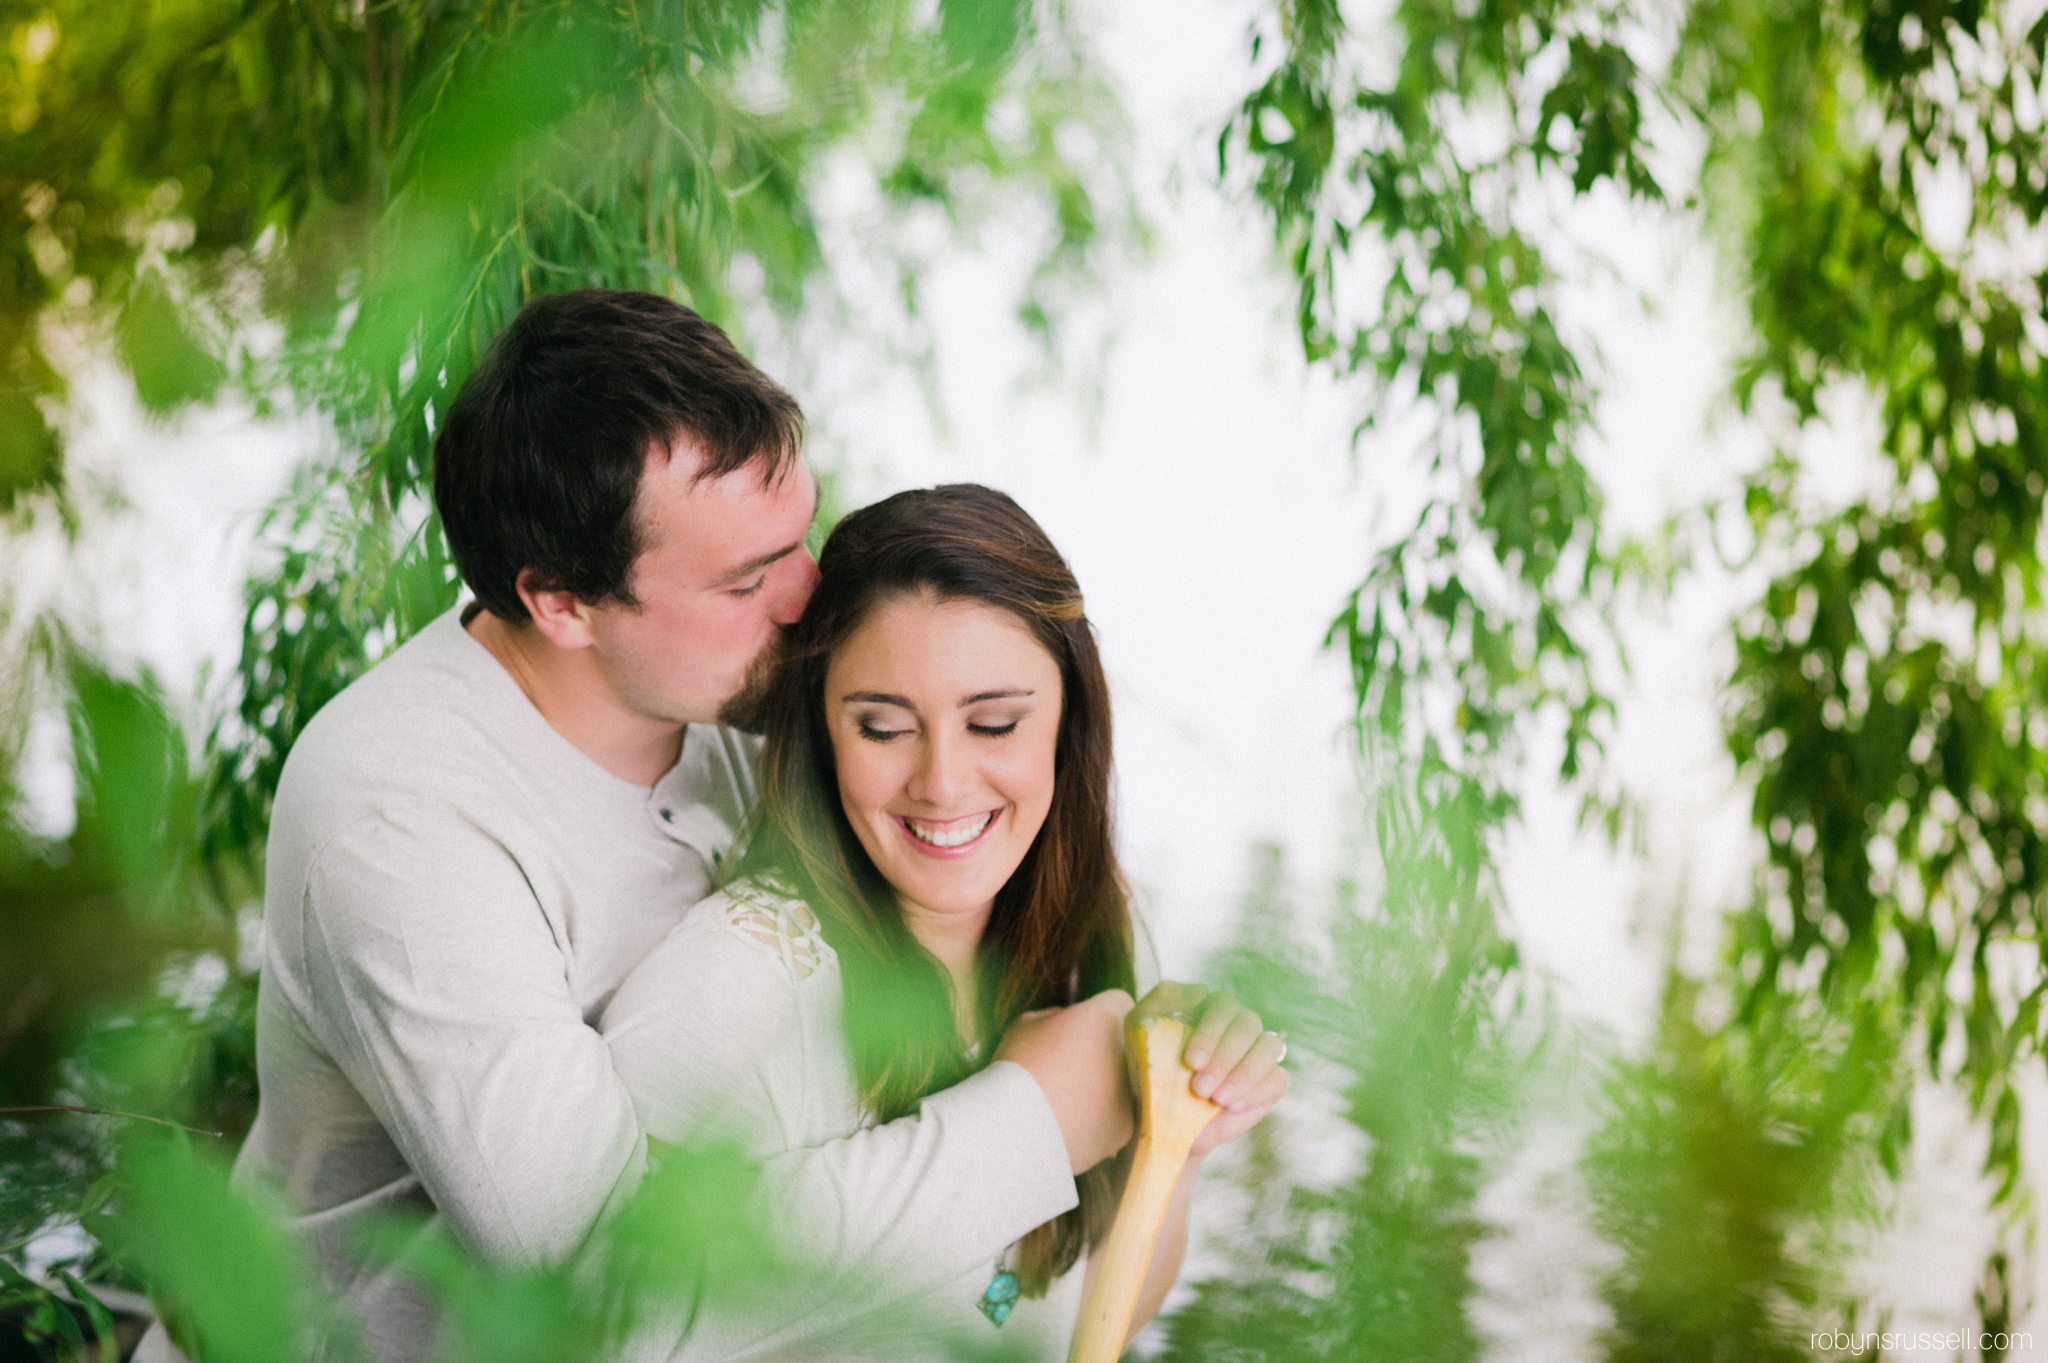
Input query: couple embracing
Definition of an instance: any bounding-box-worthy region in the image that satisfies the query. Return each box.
[139,289,1287,1362]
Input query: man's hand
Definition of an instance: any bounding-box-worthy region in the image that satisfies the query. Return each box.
[1132,982,1289,1159]
[994,989,1137,1173]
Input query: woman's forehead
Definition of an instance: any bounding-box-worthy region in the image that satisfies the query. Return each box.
[828,595,1059,701]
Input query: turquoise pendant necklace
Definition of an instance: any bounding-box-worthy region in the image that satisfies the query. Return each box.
[977,1260,1021,1327]
[964,1042,1018,1326]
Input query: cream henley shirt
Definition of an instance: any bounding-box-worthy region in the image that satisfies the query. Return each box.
[139,608,1076,1362]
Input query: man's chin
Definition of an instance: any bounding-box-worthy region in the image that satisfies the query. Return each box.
[715,683,772,735]
[714,647,783,734]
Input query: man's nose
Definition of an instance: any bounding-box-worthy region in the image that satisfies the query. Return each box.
[770,548,821,626]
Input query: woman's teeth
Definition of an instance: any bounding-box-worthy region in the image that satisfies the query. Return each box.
[906,812,994,848]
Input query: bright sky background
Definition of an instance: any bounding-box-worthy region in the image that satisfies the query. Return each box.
[4,0,2035,1355]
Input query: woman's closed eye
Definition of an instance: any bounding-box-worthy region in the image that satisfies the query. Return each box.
[855,712,1023,740]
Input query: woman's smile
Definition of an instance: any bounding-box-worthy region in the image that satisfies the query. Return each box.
[900,809,999,853]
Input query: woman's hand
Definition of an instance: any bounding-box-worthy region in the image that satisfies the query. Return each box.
[1130,982,1288,1159]
[1098,983,1288,1344]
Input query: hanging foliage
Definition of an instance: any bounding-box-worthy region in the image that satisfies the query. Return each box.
[1216,0,2048,1351]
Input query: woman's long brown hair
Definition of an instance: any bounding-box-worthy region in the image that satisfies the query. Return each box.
[735,483,1136,1294]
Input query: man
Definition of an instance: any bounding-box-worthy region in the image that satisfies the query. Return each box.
[135,290,1137,1362]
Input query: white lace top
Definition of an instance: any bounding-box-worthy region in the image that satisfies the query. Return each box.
[601,877,1085,1361]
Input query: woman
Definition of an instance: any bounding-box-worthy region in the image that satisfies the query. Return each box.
[603,484,1287,1358]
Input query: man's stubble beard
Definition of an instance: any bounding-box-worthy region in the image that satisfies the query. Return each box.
[715,629,788,734]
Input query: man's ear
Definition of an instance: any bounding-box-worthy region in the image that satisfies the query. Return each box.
[515,569,599,650]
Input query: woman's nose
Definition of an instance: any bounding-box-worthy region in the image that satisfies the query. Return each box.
[910,729,971,807]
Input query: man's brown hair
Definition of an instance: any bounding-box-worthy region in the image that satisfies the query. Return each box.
[433,289,804,622]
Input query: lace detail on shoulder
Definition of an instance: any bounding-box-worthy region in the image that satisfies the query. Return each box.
[719,876,830,980]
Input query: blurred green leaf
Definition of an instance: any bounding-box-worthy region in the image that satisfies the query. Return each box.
[940,0,1030,74]
[115,275,226,415]
[0,384,60,510]
[67,653,188,895]
[105,1141,334,1363]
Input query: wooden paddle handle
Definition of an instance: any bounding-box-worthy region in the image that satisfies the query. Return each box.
[1067,1014,1219,1363]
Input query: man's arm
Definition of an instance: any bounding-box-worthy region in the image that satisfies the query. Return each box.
[287,807,647,1263]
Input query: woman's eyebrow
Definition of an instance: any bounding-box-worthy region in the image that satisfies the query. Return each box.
[839,688,1035,707]
[842,691,914,707]
[962,689,1034,705]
